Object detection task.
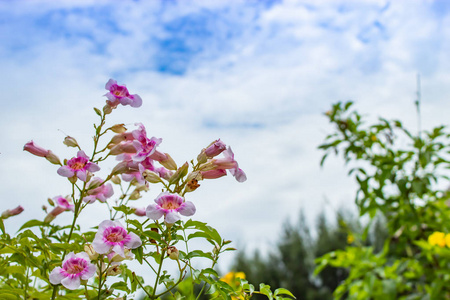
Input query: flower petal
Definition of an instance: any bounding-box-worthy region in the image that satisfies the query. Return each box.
[61,276,81,290]
[105,78,117,90]
[82,264,97,280]
[125,232,142,249]
[112,244,125,257]
[146,204,164,220]
[92,238,112,254]
[57,166,74,178]
[87,162,100,172]
[165,211,181,224]
[49,267,64,285]
[130,94,142,108]
[178,201,196,217]
[77,170,87,182]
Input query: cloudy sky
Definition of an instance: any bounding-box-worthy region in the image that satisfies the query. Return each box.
[1,0,450,276]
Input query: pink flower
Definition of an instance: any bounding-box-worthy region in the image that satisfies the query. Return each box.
[92,220,142,257]
[57,150,100,182]
[44,196,74,222]
[146,192,196,224]
[212,147,247,183]
[49,252,96,290]
[23,140,48,157]
[54,196,75,211]
[83,178,114,203]
[204,139,227,157]
[24,141,61,165]
[131,123,162,162]
[1,205,24,219]
[201,169,227,179]
[104,79,142,108]
[132,207,146,217]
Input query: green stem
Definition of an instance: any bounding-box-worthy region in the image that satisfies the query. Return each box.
[151,249,167,299]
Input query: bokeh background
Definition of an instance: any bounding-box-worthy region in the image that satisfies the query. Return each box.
[1,0,450,273]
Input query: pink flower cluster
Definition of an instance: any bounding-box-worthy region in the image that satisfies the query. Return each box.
[108,123,176,186]
[198,140,247,183]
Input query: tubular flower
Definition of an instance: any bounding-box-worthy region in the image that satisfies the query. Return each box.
[23,140,48,157]
[1,205,24,219]
[201,147,247,182]
[131,123,162,162]
[24,141,61,165]
[44,196,74,223]
[92,220,142,257]
[104,79,142,108]
[49,252,96,290]
[83,178,114,203]
[146,192,196,224]
[57,150,100,182]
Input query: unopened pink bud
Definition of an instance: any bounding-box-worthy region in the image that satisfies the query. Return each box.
[201,169,227,179]
[24,141,49,157]
[150,151,177,170]
[204,139,227,157]
[1,205,24,219]
[44,206,66,223]
[133,207,146,217]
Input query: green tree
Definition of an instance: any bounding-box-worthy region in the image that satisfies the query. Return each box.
[316,101,450,299]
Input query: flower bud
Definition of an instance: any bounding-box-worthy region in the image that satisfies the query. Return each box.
[106,265,122,276]
[201,169,227,180]
[167,246,179,260]
[142,170,161,183]
[109,143,137,155]
[103,104,113,115]
[110,124,127,133]
[47,198,55,206]
[204,139,227,158]
[63,136,79,148]
[159,153,177,171]
[44,206,65,223]
[129,190,141,200]
[1,205,24,219]
[84,244,99,260]
[23,141,48,157]
[111,161,128,175]
[45,150,61,165]
[168,162,189,185]
[111,175,121,184]
[133,207,146,217]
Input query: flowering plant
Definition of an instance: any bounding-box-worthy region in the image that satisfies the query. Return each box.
[0,79,294,300]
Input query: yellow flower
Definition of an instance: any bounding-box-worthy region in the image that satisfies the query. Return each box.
[445,234,450,248]
[220,271,246,285]
[428,231,446,247]
[347,234,355,244]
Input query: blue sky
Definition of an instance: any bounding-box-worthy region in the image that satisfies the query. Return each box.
[1,0,450,283]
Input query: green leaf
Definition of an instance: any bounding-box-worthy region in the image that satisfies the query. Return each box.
[18,219,45,232]
[111,281,130,293]
[93,107,102,116]
[274,288,296,299]
[0,217,5,235]
[133,246,144,264]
